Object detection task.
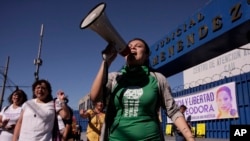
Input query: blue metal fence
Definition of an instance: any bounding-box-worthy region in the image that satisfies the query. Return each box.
[73,110,88,132]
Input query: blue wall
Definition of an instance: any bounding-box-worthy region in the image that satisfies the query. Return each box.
[73,110,88,132]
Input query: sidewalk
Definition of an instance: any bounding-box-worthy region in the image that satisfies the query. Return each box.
[80,132,229,141]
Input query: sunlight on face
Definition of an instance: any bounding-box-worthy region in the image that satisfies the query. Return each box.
[95,101,104,111]
[34,82,49,101]
[12,92,20,104]
[217,90,232,112]
[126,40,148,66]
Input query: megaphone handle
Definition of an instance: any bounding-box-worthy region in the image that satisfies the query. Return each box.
[102,61,108,85]
[102,43,117,65]
[102,61,108,108]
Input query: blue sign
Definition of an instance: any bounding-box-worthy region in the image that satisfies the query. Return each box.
[149,0,250,77]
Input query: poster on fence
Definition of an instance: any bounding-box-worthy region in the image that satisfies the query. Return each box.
[167,82,238,123]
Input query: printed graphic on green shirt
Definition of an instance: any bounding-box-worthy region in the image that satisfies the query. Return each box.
[123,86,143,117]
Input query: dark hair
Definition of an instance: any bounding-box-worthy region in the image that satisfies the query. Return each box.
[180,105,187,110]
[92,99,103,106]
[7,89,27,106]
[32,79,53,102]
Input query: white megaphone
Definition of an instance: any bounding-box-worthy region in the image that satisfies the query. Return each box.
[80,2,130,56]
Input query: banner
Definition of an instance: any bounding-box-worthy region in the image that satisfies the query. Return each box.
[167,82,238,123]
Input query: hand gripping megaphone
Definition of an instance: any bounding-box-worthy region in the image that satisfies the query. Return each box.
[80,2,130,56]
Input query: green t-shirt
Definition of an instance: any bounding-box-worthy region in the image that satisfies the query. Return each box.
[108,66,161,141]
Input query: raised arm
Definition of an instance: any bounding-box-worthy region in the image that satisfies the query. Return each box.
[90,44,117,102]
[90,61,107,102]
[56,90,71,119]
[79,109,90,119]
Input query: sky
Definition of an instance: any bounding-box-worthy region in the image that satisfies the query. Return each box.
[0,0,209,110]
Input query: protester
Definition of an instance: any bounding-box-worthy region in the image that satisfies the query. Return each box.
[172,105,192,141]
[63,99,75,141]
[71,123,81,141]
[90,38,195,141]
[216,86,238,119]
[0,88,27,141]
[12,79,70,141]
[71,116,81,141]
[54,89,73,141]
[75,124,82,141]
[79,100,105,141]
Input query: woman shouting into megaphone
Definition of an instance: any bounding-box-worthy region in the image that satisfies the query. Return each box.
[90,38,195,141]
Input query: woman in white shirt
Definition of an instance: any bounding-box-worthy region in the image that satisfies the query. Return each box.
[0,88,27,141]
[12,79,70,141]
